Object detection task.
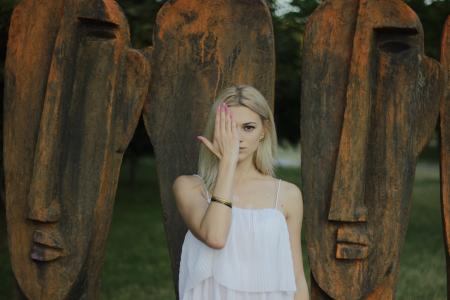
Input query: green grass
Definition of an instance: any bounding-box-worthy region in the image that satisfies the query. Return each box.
[0,156,445,299]
[397,165,446,299]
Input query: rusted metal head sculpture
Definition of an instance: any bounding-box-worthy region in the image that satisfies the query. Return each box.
[4,0,149,298]
[301,0,443,299]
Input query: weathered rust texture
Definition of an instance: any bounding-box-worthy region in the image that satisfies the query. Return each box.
[141,0,275,296]
[441,15,450,299]
[3,0,150,298]
[301,0,444,299]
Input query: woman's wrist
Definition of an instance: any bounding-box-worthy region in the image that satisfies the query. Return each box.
[211,190,234,203]
[219,155,238,167]
[213,158,236,205]
[211,195,232,208]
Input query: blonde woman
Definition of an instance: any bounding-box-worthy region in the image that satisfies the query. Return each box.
[173,85,309,300]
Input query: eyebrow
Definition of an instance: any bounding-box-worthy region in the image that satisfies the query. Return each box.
[240,122,256,125]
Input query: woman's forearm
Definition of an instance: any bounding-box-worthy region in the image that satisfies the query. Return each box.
[295,276,310,300]
[200,157,236,248]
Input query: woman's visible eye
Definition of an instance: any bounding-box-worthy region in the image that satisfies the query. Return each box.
[243,126,255,131]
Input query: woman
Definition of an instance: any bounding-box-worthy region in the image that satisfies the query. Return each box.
[173,85,309,299]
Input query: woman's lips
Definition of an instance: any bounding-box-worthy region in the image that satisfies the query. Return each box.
[30,230,67,262]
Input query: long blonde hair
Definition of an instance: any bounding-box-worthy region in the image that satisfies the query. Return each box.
[197,85,278,194]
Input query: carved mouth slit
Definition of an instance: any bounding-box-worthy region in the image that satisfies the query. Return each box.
[335,242,368,260]
[30,230,66,262]
[335,226,369,260]
[30,243,64,262]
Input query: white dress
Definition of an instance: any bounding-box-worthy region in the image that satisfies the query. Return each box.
[179,174,297,300]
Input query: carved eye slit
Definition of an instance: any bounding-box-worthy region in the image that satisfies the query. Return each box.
[374,26,418,54]
[78,17,119,40]
[378,40,411,53]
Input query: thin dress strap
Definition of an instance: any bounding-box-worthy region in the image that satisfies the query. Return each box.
[274,179,281,209]
[193,174,210,200]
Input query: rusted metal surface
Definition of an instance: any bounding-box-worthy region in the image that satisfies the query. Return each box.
[141,0,275,296]
[441,15,450,299]
[301,0,444,299]
[3,0,150,298]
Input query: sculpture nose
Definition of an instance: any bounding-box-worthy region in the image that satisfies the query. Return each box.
[27,193,61,223]
[26,38,64,223]
[26,1,121,224]
[26,119,62,223]
[327,16,371,223]
[26,115,62,222]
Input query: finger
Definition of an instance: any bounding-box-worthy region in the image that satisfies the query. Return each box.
[198,136,221,159]
[233,119,240,146]
[220,103,226,139]
[230,108,237,138]
[230,111,237,136]
[225,104,232,134]
[214,103,221,142]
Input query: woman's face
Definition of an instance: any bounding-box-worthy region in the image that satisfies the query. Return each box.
[227,105,266,161]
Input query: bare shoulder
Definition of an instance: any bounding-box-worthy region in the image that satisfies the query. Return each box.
[172,175,205,203]
[279,179,303,219]
[172,174,200,190]
[279,180,302,202]
[172,175,202,192]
